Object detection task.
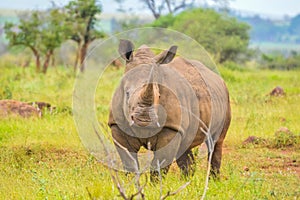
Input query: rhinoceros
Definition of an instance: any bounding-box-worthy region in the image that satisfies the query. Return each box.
[108,39,231,179]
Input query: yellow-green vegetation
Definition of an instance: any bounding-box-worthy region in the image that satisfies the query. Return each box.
[0,62,299,199]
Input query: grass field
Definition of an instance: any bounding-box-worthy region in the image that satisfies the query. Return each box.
[0,62,299,199]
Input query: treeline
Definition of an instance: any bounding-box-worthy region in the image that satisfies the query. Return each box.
[4,0,105,73]
[3,0,300,72]
[260,51,300,70]
[115,0,300,70]
[237,14,300,44]
[146,8,300,70]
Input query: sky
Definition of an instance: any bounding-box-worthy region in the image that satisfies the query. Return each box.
[229,0,300,17]
[0,0,300,18]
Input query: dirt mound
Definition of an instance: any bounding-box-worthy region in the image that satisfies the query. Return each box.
[242,136,267,145]
[0,99,41,118]
[270,86,285,96]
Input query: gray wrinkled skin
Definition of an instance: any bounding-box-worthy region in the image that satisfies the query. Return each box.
[109,40,231,180]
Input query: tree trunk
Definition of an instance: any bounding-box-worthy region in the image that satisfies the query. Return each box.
[42,50,53,74]
[74,43,81,72]
[165,0,173,14]
[79,42,88,72]
[31,47,40,72]
[35,55,41,73]
[143,0,161,19]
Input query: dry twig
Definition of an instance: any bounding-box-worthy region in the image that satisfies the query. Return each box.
[160,181,191,200]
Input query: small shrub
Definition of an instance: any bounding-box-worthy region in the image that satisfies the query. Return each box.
[0,85,13,99]
[271,131,300,148]
[242,130,300,149]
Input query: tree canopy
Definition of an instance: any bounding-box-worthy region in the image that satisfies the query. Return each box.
[152,8,250,63]
[65,0,105,72]
[4,9,67,73]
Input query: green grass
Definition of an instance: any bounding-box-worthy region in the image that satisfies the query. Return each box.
[0,63,299,199]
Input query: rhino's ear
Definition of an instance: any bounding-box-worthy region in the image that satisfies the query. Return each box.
[154,45,177,64]
[118,39,134,62]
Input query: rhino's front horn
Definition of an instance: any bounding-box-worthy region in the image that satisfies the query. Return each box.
[141,83,154,104]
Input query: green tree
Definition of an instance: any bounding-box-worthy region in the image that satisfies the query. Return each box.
[40,8,69,73]
[65,0,105,72]
[151,14,175,28]
[4,9,67,73]
[261,52,300,70]
[153,8,250,63]
[4,12,42,72]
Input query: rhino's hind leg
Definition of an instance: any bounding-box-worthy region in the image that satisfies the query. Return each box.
[207,140,223,179]
[209,108,231,179]
[176,149,195,176]
[111,125,140,173]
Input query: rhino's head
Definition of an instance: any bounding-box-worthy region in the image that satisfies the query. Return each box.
[118,39,177,128]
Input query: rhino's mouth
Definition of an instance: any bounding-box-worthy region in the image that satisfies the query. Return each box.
[132,116,151,126]
[130,106,160,127]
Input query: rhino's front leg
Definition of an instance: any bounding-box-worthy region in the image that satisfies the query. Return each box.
[111,125,141,172]
[150,128,182,181]
[176,149,195,176]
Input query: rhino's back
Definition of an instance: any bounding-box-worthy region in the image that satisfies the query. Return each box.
[166,57,230,141]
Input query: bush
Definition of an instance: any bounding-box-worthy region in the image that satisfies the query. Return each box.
[150,8,251,63]
[272,131,300,148]
[260,52,300,70]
